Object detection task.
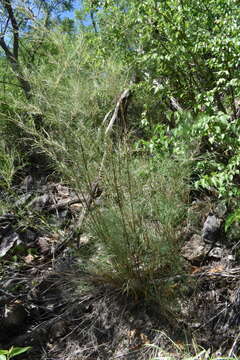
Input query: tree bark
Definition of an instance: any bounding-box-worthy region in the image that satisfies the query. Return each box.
[0,0,32,99]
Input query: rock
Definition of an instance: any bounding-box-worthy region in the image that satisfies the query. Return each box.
[3,302,27,329]
[181,234,211,263]
[0,214,16,237]
[19,228,37,243]
[215,202,227,218]
[37,236,51,254]
[202,213,221,243]
[208,247,223,259]
[0,232,21,257]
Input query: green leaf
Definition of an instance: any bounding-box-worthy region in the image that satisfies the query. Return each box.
[0,355,6,360]
[8,347,31,358]
[225,209,240,231]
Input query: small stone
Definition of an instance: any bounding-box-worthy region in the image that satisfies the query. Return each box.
[37,236,51,254]
[20,228,37,243]
[0,232,21,257]
[228,254,235,261]
[202,213,221,243]
[215,202,227,218]
[181,234,211,262]
[208,247,223,258]
[4,302,27,328]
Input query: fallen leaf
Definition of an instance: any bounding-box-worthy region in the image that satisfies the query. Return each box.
[207,264,224,274]
[190,266,202,274]
[128,329,136,339]
[24,254,35,264]
[140,333,150,344]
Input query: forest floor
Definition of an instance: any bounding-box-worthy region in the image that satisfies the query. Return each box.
[0,173,240,360]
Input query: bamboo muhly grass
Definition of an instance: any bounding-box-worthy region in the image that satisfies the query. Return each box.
[88,151,189,307]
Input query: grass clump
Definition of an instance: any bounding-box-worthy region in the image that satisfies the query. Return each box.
[88,150,189,307]
[1,30,128,184]
[3,30,190,312]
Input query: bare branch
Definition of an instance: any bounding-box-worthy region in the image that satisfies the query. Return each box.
[105,89,131,135]
[90,9,98,34]
[0,35,14,61]
[0,35,31,98]
[2,15,10,35]
[2,0,19,59]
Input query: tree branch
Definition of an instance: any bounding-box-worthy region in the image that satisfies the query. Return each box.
[105,89,131,135]
[0,33,31,99]
[2,15,10,35]
[90,9,98,34]
[2,0,19,59]
[0,36,14,61]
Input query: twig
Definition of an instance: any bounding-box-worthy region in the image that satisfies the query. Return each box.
[48,196,83,211]
[193,306,229,332]
[0,288,16,299]
[228,332,240,358]
[105,89,130,135]
[170,96,183,112]
[102,110,112,126]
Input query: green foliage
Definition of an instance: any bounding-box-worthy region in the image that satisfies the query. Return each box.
[136,108,240,199]
[2,30,128,187]
[1,0,240,341]
[85,0,240,110]
[147,342,237,360]
[82,0,240,203]
[89,151,189,305]
[225,209,240,232]
[183,112,240,198]
[136,124,171,156]
[0,347,31,360]
[2,26,191,310]
[0,141,23,191]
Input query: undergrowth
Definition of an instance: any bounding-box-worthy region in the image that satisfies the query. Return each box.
[1,31,191,312]
[88,150,189,307]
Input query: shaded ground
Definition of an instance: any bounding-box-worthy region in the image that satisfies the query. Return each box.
[0,175,240,359]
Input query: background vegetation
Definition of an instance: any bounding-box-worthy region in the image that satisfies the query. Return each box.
[1,0,240,357]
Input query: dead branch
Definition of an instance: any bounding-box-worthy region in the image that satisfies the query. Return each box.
[105,89,131,135]
[48,196,84,211]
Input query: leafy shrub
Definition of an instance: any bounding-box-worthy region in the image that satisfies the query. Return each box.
[140,110,240,200]
[85,0,240,207]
